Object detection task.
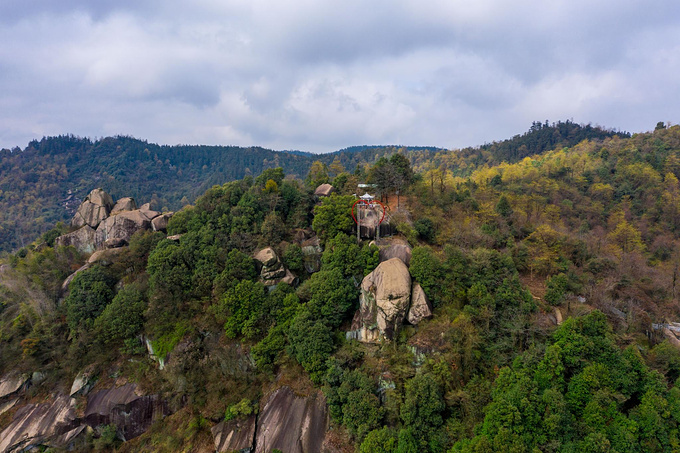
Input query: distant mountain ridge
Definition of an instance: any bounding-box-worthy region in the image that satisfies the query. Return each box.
[0,121,626,252]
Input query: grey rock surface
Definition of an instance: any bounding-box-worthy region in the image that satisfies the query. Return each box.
[212,415,257,453]
[407,283,433,325]
[254,387,328,453]
[314,183,334,197]
[94,210,152,247]
[301,236,323,273]
[350,258,411,342]
[71,189,113,229]
[54,225,97,254]
[111,197,137,214]
[151,212,174,232]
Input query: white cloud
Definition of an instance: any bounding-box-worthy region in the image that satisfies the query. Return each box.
[0,0,679,151]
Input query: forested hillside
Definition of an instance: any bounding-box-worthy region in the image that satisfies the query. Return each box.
[2,124,680,452]
[0,121,621,253]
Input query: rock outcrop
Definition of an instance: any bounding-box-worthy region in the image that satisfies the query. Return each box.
[83,383,168,440]
[254,387,328,453]
[111,197,137,214]
[71,189,114,229]
[301,236,323,273]
[94,210,152,246]
[314,183,334,197]
[407,283,433,325]
[0,382,170,451]
[151,212,174,232]
[56,189,172,257]
[254,247,296,287]
[0,394,78,452]
[0,373,29,400]
[212,416,257,453]
[350,258,412,342]
[379,242,412,267]
[54,225,97,254]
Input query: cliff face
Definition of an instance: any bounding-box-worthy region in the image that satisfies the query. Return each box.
[0,378,169,452]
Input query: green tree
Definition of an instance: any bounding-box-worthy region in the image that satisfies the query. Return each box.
[64,266,117,335]
[312,194,355,241]
[94,284,146,345]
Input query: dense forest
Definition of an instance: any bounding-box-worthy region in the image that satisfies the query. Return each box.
[0,121,621,253]
[3,122,679,452]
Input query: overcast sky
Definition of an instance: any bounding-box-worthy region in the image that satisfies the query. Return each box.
[1,0,678,153]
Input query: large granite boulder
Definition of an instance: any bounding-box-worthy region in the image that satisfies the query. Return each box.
[254,387,328,453]
[71,189,114,229]
[349,258,411,342]
[314,183,334,197]
[301,236,323,273]
[212,415,257,453]
[407,283,433,325]
[0,373,29,400]
[94,210,152,248]
[151,212,174,232]
[110,197,137,215]
[379,242,412,267]
[254,247,296,286]
[54,225,97,254]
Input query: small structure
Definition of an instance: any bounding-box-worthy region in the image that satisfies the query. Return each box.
[352,193,387,241]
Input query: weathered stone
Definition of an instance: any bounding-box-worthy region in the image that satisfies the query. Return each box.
[54,225,97,254]
[139,202,161,220]
[301,236,323,274]
[87,248,126,265]
[349,258,411,342]
[554,307,563,325]
[0,397,19,417]
[111,197,137,214]
[71,189,113,229]
[0,394,77,453]
[212,415,256,453]
[167,234,183,241]
[314,183,334,197]
[104,238,128,248]
[70,367,96,397]
[407,283,432,325]
[84,383,168,441]
[254,247,279,268]
[281,269,297,286]
[95,210,151,247]
[0,373,29,399]
[254,387,328,453]
[379,243,412,267]
[151,212,174,232]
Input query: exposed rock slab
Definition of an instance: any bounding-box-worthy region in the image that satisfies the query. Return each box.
[94,210,151,247]
[379,243,412,267]
[301,236,323,274]
[54,225,97,254]
[314,183,334,197]
[254,387,328,453]
[139,202,161,220]
[87,247,126,265]
[111,197,137,214]
[0,373,29,400]
[71,189,113,229]
[212,415,256,453]
[84,383,168,441]
[407,283,433,325]
[0,394,77,453]
[151,212,174,232]
[350,258,411,342]
[70,367,96,397]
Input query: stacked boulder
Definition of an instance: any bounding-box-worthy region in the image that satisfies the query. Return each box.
[347,256,433,343]
[254,247,296,287]
[55,189,173,254]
